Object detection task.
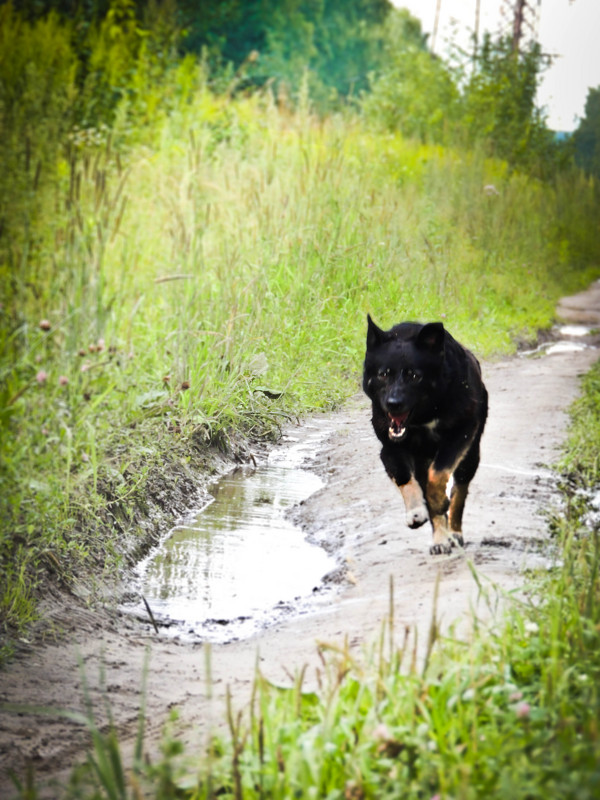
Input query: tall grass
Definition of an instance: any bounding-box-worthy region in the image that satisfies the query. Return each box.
[1,57,599,648]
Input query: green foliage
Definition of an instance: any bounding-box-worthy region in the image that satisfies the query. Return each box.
[559,360,600,486]
[0,3,77,234]
[254,0,319,98]
[308,0,392,101]
[77,0,147,126]
[364,25,564,173]
[176,0,268,65]
[178,0,393,107]
[573,86,600,179]
[460,34,555,172]
[361,8,457,142]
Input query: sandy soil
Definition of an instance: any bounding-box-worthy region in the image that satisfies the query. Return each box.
[1,285,599,797]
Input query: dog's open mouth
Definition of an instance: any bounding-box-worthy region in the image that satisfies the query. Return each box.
[388,412,409,441]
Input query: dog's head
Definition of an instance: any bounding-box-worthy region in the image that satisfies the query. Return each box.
[363,316,446,441]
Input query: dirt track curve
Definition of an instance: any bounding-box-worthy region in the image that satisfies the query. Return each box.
[1,283,600,797]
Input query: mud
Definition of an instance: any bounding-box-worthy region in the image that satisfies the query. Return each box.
[1,284,599,797]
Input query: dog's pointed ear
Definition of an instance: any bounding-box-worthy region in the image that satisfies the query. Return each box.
[416,322,445,354]
[366,314,385,349]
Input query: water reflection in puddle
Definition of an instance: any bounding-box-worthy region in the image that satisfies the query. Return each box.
[557,324,592,338]
[123,425,337,642]
[544,340,588,356]
[520,324,595,358]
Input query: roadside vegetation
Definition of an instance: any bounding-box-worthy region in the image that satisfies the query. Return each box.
[1,0,600,686]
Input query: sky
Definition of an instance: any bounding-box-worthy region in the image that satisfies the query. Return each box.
[393,0,600,131]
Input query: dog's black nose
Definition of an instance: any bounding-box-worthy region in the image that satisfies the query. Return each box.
[386,396,407,414]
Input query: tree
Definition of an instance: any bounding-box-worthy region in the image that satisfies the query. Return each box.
[573,86,600,178]
[311,0,391,99]
[460,34,554,169]
[361,8,458,142]
[177,0,267,67]
[177,0,393,106]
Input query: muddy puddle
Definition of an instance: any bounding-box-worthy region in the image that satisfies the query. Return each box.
[120,423,339,643]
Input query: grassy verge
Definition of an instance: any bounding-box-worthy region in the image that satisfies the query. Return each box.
[43,363,600,800]
[1,66,599,653]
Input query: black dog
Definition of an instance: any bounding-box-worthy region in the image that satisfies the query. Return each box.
[363,316,488,555]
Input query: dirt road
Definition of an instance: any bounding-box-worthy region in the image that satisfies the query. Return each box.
[1,286,599,797]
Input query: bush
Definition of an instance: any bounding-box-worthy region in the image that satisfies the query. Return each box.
[0,3,77,238]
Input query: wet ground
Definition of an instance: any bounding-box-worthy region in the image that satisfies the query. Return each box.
[1,283,599,796]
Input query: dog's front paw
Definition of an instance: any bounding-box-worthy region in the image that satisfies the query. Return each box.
[406,505,428,529]
[430,540,453,555]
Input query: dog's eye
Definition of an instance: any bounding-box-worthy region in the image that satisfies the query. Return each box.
[402,369,422,383]
[378,368,391,380]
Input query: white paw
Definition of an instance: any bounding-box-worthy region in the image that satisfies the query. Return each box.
[406,505,428,529]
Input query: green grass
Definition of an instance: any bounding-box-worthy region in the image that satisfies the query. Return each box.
[30,359,600,800]
[1,66,600,650]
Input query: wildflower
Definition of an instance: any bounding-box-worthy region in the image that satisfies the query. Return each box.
[81,453,90,462]
[58,375,69,386]
[88,344,97,353]
[180,381,190,391]
[515,702,531,719]
[97,338,105,352]
[81,362,91,372]
[78,348,87,357]
[372,723,391,741]
[41,428,49,436]
[163,375,171,384]
[524,621,539,634]
[483,184,500,196]
[509,691,523,702]
[39,319,51,331]
[36,370,48,384]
